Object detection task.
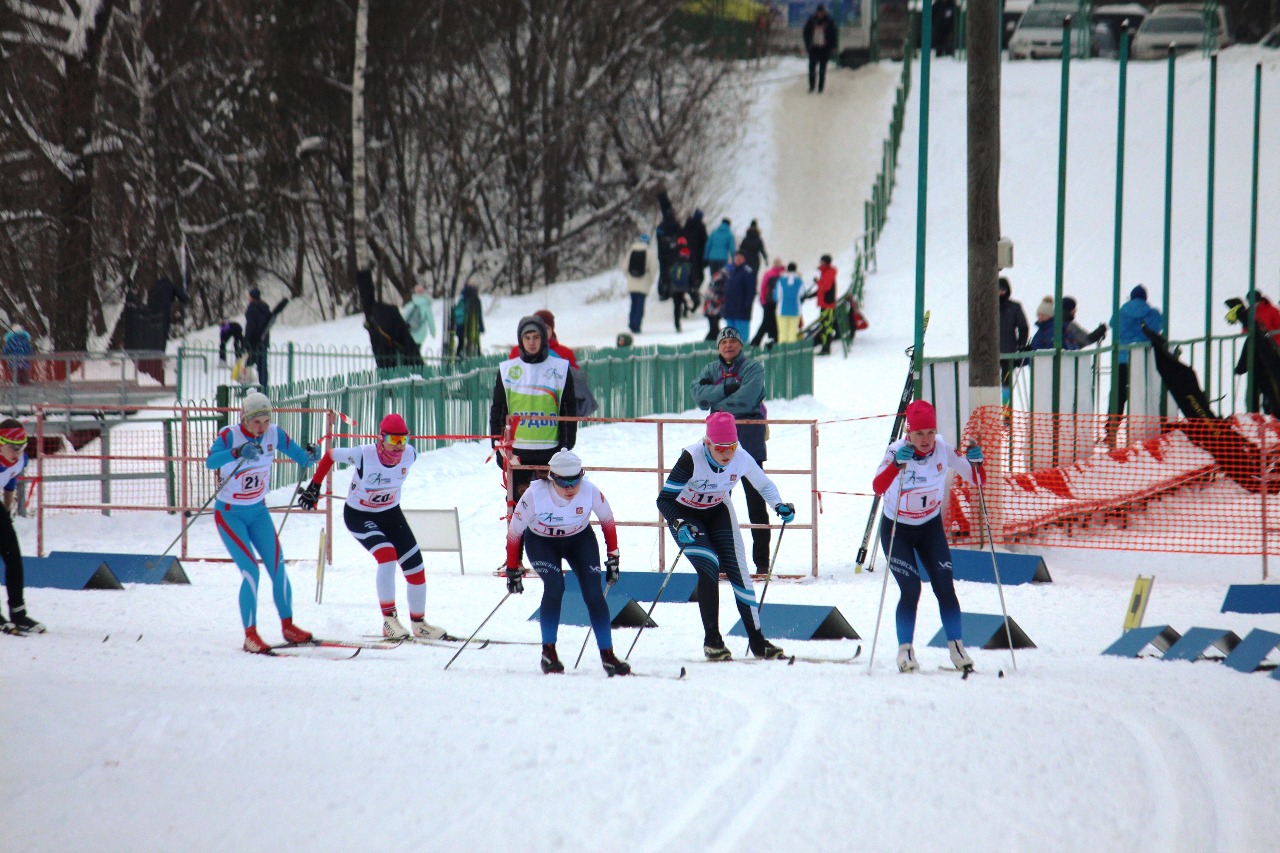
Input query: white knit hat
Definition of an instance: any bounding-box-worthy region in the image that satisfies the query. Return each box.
[548,448,582,478]
[1035,296,1055,321]
[241,391,271,419]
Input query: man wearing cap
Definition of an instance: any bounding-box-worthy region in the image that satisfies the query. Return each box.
[657,412,794,660]
[622,234,654,334]
[490,315,578,519]
[692,326,774,577]
[298,412,449,642]
[205,392,324,653]
[243,288,272,389]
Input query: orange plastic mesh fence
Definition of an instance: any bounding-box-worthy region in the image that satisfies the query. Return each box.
[947,405,1280,556]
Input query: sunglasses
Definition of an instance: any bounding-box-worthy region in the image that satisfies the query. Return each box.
[550,471,583,489]
[0,433,26,448]
[709,441,739,452]
[382,433,409,448]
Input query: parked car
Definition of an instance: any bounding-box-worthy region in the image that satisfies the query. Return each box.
[1091,3,1150,56]
[1003,0,1033,50]
[1008,2,1080,59]
[1131,3,1231,60]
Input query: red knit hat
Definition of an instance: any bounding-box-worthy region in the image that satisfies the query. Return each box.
[379,413,408,435]
[905,400,936,432]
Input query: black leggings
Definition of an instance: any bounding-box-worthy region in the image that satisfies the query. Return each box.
[0,503,25,612]
[667,501,763,642]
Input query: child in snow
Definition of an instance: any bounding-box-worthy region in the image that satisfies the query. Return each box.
[0,419,43,634]
[503,448,630,676]
[298,413,449,641]
[656,412,794,661]
[871,400,985,673]
[205,392,323,653]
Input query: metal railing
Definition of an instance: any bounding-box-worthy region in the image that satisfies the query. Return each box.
[1,352,177,416]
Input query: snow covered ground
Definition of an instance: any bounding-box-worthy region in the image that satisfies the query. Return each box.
[6,53,1280,852]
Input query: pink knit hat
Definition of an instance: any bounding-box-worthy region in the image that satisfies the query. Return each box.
[706,412,738,445]
[905,400,936,432]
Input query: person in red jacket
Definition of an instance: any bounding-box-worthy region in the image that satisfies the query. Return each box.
[813,254,838,355]
[508,309,578,368]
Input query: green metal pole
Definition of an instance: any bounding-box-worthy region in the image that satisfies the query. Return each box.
[1246,63,1262,412]
[1159,45,1176,418]
[1205,54,1218,406]
[913,0,935,398]
[1108,27,1130,430]
[1052,17,1072,422]
[871,0,880,63]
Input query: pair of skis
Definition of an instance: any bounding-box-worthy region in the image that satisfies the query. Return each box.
[854,311,929,573]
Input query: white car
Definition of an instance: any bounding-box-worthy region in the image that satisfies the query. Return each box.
[1008,3,1080,59]
[1131,3,1231,60]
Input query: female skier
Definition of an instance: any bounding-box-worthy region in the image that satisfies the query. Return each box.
[298,413,448,641]
[871,399,985,673]
[503,448,630,676]
[206,392,323,652]
[655,412,794,661]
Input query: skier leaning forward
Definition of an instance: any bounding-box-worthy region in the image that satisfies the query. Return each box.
[504,448,631,676]
[205,392,323,653]
[298,413,449,641]
[656,412,795,661]
[871,400,985,673]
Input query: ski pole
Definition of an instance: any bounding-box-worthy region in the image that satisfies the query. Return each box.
[572,579,609,670]
[444,591,512,671]
[624,534,693,661]
[867,468,907,674]
[972,457,1018,672]
[743,518,788,657]
[151,456,249,568]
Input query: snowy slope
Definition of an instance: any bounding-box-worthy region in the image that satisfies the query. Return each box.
[6,54,1280,852]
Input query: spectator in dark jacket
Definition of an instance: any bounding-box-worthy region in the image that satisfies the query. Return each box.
[682,208,708,307]
[1063,297,1108,350]
[722,251,757,341]
[243,288,272,389]
[803,4,838,94]
[655,191,682,301]
[739,220,768,272]
[998,277,1029,399]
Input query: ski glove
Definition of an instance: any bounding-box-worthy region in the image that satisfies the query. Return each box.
[305,443,323,464]
[699,377,715,386]
[236,441,262,461]
[723,379,741,396]
[674,521,699,546]
[605,552,620,586]
[966,443,984,465]
[506,567,524,594]
[1089,323,1108,343]
[775,502,795,524]
[297,482,321,511]
[894,445,915,466]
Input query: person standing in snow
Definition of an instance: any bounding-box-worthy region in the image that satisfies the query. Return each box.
[453,284,485,358]
[622,234,654,335]
[243,288,272,389]
[703,217,736,277]
[693,326,774,575]
[1028,296,1057,350]
[402,284,436,354]
[998,277,1029,403]
[205,392,323,653]
[655,191,683,302]
[1062,297,1108,350]
[503,448,630,676]
[701,266,727,342]
[803,4,838,93]
[2,325,33,386]
[682,208,709,307]
[808,254,838,355]
[871,400,984,674]
[1109,284,1164,445]
[0,419,43,635]
[722,250,757,341]
[297,413,449,642]
[656,412,793,661]
[669,239,695,332]
[750,257,785,348]
[739,220,768,273]
[774,263,806,344]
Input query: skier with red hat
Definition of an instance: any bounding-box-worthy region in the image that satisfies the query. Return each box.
[871,400,986,673]
[656,411,795,661]
[298,412,449,641]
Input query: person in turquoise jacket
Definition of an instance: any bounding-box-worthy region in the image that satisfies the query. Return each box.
[703,218,736,277]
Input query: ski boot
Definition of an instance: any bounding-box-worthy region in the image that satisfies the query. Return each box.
[382,614,410,639]
[541,643,565,674]
[750,636,787,660]
[243,627,271,654]
[948,639,975,673]
[897,643,920,673]
[600,648,632,677]
[9,606,45,635]
[703,634,733,661]
[411,618,447,641]
[281,618,313,644]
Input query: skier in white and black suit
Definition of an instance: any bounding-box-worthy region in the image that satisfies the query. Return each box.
[298,413,448,642]
[504,449,630,677]
[871,400,985,673]
[656,412,794,661]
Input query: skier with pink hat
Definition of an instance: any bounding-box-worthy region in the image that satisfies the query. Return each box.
[298,412,450,642]
[656,411,796,661]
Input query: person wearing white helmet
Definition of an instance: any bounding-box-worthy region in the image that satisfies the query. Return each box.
[298,412,448,641]
[503,448,629,676]
[205,391,323,653]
